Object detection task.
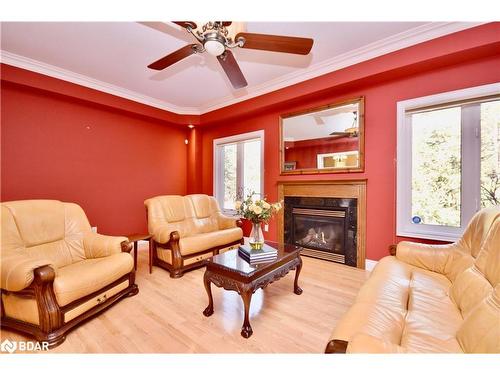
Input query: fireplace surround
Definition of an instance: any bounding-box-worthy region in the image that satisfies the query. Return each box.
[277,180,366,269]
[284,196,358,267]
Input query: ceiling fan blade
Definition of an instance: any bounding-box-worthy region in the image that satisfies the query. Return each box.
[138,22,171,34]
[314,115,325,125]
[220,21,232,26]
[147,44,198,70]
[236,32,313,55]
[217,50,248,89]
[329,132,350,137]
[173,21,197,29]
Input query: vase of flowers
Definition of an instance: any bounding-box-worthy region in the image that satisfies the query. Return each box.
[235,193,282,250]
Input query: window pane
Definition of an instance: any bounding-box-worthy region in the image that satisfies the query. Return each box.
[243,140,261,198]
[223,144,237,210]
[480,100,500,208]
[411,107,462,227]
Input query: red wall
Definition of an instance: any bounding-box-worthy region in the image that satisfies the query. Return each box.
[1,24,499,260]
[285,137,359,169]
[1,66,190,235]
[198,24,500,261]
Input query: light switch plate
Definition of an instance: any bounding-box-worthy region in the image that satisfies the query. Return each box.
[264,224,269,232]
[91,226,97,233]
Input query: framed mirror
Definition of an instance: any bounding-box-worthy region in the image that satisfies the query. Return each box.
[280,97,364,174]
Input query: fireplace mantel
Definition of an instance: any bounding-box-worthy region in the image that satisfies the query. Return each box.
[277,179,366,269]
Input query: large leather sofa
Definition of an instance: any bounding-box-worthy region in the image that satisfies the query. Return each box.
[1,200,138,347]
[144,194,244,278]
[325,207,500,353]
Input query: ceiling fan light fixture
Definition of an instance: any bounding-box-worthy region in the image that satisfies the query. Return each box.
[204,39,225,56]
[146,21,313,91]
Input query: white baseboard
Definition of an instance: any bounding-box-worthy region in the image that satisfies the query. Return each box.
[365,259,378,272]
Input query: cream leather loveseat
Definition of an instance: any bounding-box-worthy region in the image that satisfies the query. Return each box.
[145,194,243,278]
[1,200,138,347]
[326,207,500,353]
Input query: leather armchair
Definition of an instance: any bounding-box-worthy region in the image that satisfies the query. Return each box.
[326,206,500,353]
[0,200,138,348]
[144,194,243,278]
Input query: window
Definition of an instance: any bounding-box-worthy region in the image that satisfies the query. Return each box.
[397,83,500,241]
[214,130,264,214]
[317,150,359,169]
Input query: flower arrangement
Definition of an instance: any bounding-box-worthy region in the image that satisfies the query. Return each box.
[235,192,282,250]
[235,193,282,224]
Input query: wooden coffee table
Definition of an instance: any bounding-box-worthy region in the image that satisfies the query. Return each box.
[202,241,302,338]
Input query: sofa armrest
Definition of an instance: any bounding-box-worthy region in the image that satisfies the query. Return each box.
[217,212,242,230]
[346,334,407,353]
[395,241,456,274]
[83,232,129,258]
[1,251,56,292]
[150,224,180,245]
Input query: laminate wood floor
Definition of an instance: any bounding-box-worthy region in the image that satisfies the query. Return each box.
[0,244,369,353]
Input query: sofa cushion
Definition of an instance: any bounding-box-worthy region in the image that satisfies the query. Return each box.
[2,200,65,248]
[191,216,219,234]
[347,333,407,353]
[331,302,406,344]
[53,252,133,306]
[187,194,214,218]
[474,218,500,286]
[331,256,465,353]
[451,217,500,318]
[178,227,243,256]
[2,201,92,268]
[450,266,493,319]
[145,195,187,223]
[402,274,463,353]
[455,220,500,353]
[188,195,220,234]
[457,284,500,353]
[355,257,411,309]
[456,206,500,258]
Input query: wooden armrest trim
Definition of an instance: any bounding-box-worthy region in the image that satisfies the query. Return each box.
[389,244,397,256]
[169,231,181,243]
[325,339,348,354]
[33,265,56,284]
[32,265,62,333]
[121,240,133,253]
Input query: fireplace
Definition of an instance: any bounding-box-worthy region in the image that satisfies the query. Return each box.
[277,180,366,268]
[284,196,357,267]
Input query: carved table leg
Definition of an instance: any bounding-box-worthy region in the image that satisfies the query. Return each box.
[133,241,138,271]
[203,271,214,317]
[240,288,253,338]
[148,239,153,274]
[294,257,303,295]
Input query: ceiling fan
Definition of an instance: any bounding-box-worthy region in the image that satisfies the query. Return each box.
[329,112,359,138]
[144,21,314,89]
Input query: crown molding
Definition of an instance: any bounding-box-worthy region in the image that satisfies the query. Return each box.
[0,50,201,115]
[0,22,483,116]
[198,22,484,113]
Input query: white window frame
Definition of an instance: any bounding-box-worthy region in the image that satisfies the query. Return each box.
[213,130,265,215]
[396,82,500,241]
[317,150,359,168]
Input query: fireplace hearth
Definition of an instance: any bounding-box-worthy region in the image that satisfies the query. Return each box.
[284,196,357,267]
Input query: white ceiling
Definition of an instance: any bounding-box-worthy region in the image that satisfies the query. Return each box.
[284,103,359,141]
[0,22,480,114]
